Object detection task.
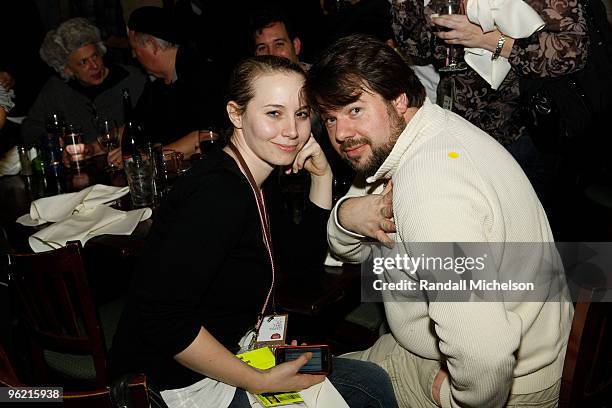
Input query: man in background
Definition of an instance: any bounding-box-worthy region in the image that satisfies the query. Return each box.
[126,6,225,157]
[249,7,310,70]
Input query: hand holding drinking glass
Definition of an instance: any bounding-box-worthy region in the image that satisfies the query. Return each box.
[63,124,87,169]
[197,128,220,157]
[97,118,120,171]
[432,0,468,72]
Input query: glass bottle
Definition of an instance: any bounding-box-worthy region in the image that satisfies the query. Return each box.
[18,146,33,176]
[120,88,143,165]
[42,113,64,171]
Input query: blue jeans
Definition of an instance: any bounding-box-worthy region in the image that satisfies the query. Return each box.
[229,357,399,407]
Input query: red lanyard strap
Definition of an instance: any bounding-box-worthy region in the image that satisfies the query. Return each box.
[227,141,276,330]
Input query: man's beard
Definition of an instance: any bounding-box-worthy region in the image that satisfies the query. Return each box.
[341,107,406,177]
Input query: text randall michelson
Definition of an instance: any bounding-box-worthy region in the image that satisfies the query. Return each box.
[373,279,535,291]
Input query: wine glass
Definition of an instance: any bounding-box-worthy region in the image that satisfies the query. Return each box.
[96,118,120,171]
[435,0,468,72]
[197,128,221,158]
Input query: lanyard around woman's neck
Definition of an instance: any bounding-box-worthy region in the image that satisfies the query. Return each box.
[227,141,276,331]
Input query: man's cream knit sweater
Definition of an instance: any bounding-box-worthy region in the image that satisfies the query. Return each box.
[328,100,573,407]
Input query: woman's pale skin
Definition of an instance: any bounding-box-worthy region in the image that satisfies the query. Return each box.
[174,71,332,394]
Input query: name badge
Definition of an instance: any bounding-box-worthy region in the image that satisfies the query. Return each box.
[255,314,288,348]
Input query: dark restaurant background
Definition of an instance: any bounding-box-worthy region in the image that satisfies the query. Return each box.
[0,1,611,406]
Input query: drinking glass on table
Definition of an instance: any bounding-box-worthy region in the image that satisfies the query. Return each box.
[161,149,184,179]
[96,118,120,171]
[434,0,468,72]
[197,128,220,157]
[125,148,155,207]
[64,124,87,170]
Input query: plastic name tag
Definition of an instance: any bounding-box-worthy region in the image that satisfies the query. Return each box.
[255,314,288,349]
[236,347,304,407]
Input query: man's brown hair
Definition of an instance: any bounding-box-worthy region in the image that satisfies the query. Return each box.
[306,34,425,113]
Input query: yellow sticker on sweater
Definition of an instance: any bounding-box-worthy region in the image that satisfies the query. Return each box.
[448,152,459,159]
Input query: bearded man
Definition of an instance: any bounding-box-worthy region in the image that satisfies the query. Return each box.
[306,34,572,408]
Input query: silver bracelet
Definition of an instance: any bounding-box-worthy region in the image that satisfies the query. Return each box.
[491,34,507,61]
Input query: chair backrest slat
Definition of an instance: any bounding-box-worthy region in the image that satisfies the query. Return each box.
[50,271,82,336]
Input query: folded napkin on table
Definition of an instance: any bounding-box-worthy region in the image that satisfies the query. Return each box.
[464,0,544,89]
[17,184,130,226]
[15,184,152,253]
[0,146,20,177]
[29,205,151,253]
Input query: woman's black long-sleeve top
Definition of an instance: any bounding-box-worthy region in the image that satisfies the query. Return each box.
[110,148,330,390]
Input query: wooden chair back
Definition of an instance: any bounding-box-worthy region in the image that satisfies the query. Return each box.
[560,285,612,407]
[7,241,108,387]
[1,343,149,408]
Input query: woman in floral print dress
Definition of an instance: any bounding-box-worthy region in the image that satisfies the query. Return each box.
[390,0,589,236]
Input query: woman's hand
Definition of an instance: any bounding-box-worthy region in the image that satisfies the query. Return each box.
[290,135,333,210]
[63,142,94,166]
[288,135,331,178]
[432,14,484,48]
[174,327,323,397]
[253,353,326,394]
[432,14,494,50]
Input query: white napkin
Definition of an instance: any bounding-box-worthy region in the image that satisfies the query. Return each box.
[28,205,152,253]
[464,0,544,89]
[17,184,130,226]
[0,146,20,177]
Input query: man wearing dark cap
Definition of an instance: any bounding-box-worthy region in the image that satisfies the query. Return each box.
[127,6,225,157]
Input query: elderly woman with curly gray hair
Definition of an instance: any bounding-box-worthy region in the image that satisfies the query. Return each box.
[21,17,146,158]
